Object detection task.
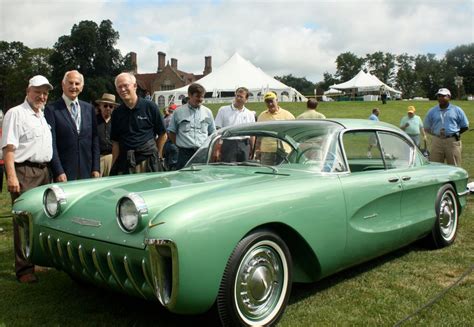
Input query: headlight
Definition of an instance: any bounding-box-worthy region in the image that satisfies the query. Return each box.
[116,193,148,233]
[43,185,67,218]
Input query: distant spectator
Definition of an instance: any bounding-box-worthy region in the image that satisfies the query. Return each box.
[424,88,469,166]
[168,83,216,169]
[181,96,189,105]
[215,87,255,162]
[400,106,426,147]
[297,98,326,119]
[257,92,295,165]
[95,93,118,177]
[163,103,178,170]
[369,108,380,121]
[145,91,152,100]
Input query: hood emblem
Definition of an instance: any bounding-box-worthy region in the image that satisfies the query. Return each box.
[72,217,102,227]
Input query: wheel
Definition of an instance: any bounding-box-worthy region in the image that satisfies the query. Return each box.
[217,230,292,327]
[427,184,459,248]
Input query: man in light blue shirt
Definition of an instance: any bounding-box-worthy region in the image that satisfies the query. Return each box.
[368,108,380,121]
[400,106,426,147]
[424,88,469,166]
[168,83,216,169]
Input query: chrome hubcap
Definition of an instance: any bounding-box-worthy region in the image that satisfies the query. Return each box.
[235,240,287,325]
[439,191,457,241]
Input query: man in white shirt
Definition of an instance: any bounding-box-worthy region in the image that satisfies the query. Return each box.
[1,75,53,283]
[214,87,255,162]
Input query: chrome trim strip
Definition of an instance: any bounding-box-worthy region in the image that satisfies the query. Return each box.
[47,235,57,265]
[78,244,94,278]
[72,217,102,227]
[458,189,470,197]
[56,237,65,266]
[92,248,108,282]
[123,256,146,298]
[141,258,153,290]
[66,241,77,271]
[107,251,125,290]
[39,232,46,253]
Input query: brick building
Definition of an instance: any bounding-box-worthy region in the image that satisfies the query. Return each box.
[130,51,212,98]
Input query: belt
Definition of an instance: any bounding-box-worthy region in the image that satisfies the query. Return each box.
[16,161,48,169]
[435,134,455,139]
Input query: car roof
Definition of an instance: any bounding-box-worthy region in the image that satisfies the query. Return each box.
[219,119,400,137]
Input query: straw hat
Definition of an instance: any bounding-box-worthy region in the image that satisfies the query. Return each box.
[95,93,119,106]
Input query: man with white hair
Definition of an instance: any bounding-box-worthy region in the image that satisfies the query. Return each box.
[1,75,53,283]
[45,70,100,181]
[111,72,167,174]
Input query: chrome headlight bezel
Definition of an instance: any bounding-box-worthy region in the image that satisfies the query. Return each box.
[43,185,67,218]
[116,193,148,233]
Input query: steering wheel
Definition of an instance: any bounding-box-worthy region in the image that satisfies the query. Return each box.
[297,146,322,163]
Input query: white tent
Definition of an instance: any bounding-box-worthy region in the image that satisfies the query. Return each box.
[153,53,306,107]
[331,70,401,95]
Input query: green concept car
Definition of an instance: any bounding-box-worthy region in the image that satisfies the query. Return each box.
[13,119,469,326]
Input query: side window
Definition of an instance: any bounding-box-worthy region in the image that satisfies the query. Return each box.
[343,131,384,172]
[378,132,412,169]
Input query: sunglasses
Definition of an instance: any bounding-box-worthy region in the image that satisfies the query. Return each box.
[265,99,275,104]
[102,104,115,108]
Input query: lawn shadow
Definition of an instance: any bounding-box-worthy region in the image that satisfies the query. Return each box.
[288,241,429,305]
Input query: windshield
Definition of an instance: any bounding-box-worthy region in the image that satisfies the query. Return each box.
[187,123,346,173]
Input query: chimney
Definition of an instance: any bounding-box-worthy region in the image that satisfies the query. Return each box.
[157,51,166,72]
[203,56,212,75]
[171,58,178,69]
[130,52,137,73]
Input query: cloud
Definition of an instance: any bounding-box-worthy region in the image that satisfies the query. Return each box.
[1,0,472,82]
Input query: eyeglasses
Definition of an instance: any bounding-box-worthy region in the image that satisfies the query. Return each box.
[102,104,115,109]
[265,99,275,104]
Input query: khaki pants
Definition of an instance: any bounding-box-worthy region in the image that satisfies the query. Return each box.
[429,136,462,166]
[8,164,50,278]
[100,154,113,177]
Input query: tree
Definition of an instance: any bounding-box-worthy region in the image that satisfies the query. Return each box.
[314,72,339,95]
[395,53,417,99]
[0,42,53,110]
[365,51,396,85]
[334,52,365,82]
[49,20,131,102]
[414,54,456,99]
[274,74,315,96]
[445,43,474,96]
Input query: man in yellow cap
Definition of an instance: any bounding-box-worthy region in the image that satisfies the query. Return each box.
[257,92,295,164]
[400,105,426,147]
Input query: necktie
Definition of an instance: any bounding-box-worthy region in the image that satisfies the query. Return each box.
[71,102,79,130]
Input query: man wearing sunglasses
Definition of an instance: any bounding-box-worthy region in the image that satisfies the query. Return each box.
[424,88,469,166]
[95,93,118,176]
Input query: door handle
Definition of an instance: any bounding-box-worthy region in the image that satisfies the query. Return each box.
[402,176,411,181]
[388,177,399,183]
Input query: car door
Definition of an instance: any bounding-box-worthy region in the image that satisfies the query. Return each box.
[339,130,403,265]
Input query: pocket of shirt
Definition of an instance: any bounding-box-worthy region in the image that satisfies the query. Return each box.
[178,119,191,133]
[200,120,209,133]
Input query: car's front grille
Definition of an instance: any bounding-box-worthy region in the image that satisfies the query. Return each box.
[37,230,156,300]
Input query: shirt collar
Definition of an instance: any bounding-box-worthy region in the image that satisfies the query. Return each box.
[188,104,200,110]
[62,94,78,108]
[23,99,43,116]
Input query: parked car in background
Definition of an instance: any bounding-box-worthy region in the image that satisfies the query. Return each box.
[12,119,469,326]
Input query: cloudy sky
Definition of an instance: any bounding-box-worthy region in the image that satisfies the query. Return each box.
[1,0,472,82]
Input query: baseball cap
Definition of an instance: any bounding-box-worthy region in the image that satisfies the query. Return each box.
[28,75,53,90]
[264,92,276,101]
[436,88,451,97]
[168,104,177,110]
[407,106,416,113]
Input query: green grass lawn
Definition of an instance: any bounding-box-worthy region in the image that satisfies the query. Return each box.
[0,100,473,326]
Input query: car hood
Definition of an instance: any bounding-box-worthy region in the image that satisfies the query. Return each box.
[28,166,294,248]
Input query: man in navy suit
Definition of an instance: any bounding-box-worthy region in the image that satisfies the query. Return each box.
[45,70,100,181]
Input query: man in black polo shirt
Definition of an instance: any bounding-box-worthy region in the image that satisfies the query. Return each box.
[110,72,167,174]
